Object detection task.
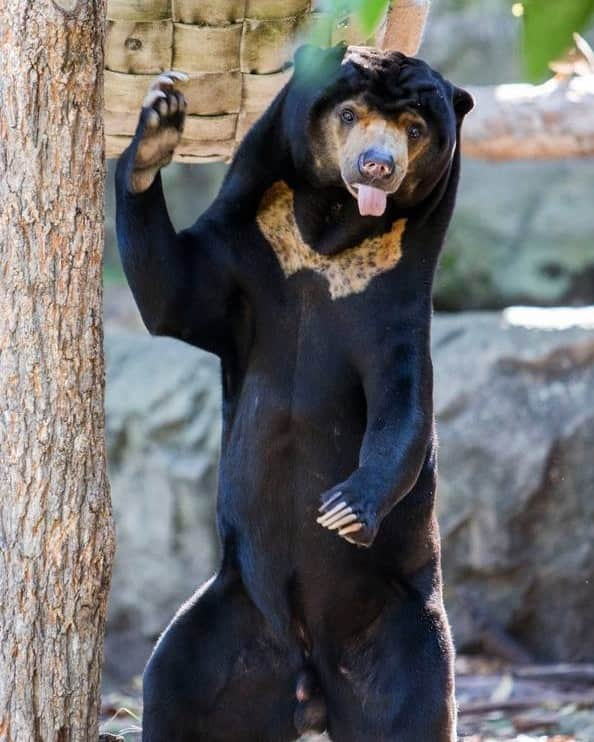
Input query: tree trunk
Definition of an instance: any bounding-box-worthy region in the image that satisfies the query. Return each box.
[0,1,114,740]
[463,75,594,160]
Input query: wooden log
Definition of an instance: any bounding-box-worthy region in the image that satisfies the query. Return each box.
[242,69,293,112]
[105,20,173,74]
[106,135,236,162]
[245,0,310,19]
[513,664,594,683]
[107,0,171,21]
[459,690,594,715]
[175,153,232,164]
[380,0,430,56]
[105,70,243,116]
[463,75,594,160]
[512,712,564,732]
[105,109,139,137]
[104,112,238,141]
[240,16,301,75]
[176,138,235,160]
[105,69,149,113]
[172,23,243,73]
[236,111,261,141]
[106,134,135,159]
[173,0,244,26]
[182,73,243,116]
[183,114,238,142]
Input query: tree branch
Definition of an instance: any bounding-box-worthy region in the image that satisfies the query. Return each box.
[463,74,594,160]
[380,0,431,56]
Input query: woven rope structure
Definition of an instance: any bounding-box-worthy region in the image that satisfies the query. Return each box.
[105,0,430,163]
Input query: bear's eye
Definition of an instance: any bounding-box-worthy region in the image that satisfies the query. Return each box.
[339,108,356,125]
[408,124,424,140]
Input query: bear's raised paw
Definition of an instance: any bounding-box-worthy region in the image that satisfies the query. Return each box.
[129,71,188,194]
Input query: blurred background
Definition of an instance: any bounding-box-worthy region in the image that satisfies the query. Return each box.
[101,1,594,739]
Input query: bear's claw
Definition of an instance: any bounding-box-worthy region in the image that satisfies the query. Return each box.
[317,483,381,547]
[316,501,364,543]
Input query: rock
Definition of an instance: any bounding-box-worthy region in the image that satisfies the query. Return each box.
[434,308,594,661]
[434,159,594,310]
[103,308,594,682]
[104,329,222,687]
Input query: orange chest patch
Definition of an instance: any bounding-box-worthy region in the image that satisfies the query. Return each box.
[256,181,407,300]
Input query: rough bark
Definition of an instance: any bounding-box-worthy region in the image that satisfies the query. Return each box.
[0,1,114,741]
[463,75,594,160]
[381,0,430,57]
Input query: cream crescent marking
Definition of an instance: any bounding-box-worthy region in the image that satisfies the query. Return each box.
[256,181,407,300]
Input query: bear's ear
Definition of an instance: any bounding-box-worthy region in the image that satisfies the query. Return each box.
[293,43,347,85]
[452,85,474,121]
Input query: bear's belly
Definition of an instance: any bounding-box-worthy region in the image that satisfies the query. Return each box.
[216,367,373,635]
[220,369,364,524]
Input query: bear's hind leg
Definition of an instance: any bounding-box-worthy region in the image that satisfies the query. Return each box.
[322,576,456,742]
[142,571,300,742]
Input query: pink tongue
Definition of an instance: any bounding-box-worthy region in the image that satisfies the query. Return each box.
[357,185,388,217]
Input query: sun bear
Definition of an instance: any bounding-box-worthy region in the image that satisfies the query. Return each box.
[115,44,474,742]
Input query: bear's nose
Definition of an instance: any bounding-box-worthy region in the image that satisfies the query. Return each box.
[358,148,395,180]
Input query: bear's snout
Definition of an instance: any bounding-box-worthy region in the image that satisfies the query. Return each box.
[358,148,395,181]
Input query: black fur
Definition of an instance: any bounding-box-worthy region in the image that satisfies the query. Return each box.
[116,46,472,741]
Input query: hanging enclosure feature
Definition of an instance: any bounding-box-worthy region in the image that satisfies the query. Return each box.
[105,0,430,163]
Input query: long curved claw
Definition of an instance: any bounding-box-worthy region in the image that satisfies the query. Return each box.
[316,501,346,525]
[151,71,189,90]
[319,490,343,512]
[338,522,363,537]
[143,89,166,109]
[320,505,352,527]
[328,513,358,531]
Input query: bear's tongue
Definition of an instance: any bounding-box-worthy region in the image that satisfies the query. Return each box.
[356,185,387,217]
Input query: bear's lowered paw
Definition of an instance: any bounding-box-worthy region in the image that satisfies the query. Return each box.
[317,477,382,548]
[129,70,188,194]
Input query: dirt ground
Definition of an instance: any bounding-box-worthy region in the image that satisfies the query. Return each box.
[99,656,594,741]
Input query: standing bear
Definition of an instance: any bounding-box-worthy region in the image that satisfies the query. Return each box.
[116,44,473,742]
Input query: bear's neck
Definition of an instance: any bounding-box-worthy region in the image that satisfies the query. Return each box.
[289,180,397,257]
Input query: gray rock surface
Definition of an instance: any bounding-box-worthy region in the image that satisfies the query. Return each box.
[434,159,594,310]
[104,329,221,686]
[103,307,594,686]
[434,308,594,661]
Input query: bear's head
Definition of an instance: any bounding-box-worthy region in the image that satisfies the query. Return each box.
[284,45,473,217]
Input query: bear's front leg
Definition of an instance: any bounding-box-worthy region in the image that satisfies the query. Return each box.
[317,349,434,548]
[128,71,188,194]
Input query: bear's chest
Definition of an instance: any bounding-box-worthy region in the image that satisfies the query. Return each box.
[256,181,407,301]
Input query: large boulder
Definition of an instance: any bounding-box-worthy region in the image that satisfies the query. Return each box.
[434,159,594,310]
[434,309,594,661]
[104,329,221,686]
[103,307,594,685]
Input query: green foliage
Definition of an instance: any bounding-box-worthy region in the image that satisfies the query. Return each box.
[315,0,594,83]
[353,0,391,34]
[522,0,594,80]
[315,0,390,37]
